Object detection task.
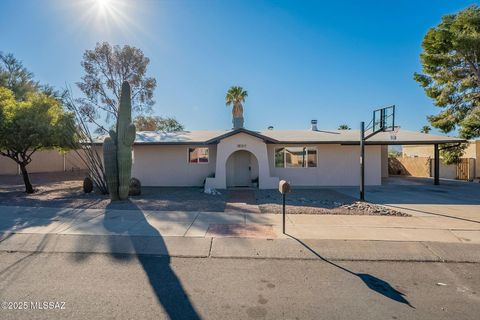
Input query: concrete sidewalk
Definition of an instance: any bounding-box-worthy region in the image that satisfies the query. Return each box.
[1,205,480,261]
[1,205,479,243]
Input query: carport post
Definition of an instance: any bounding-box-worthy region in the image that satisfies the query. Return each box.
[360,121,365,201]
[434,144,440,185]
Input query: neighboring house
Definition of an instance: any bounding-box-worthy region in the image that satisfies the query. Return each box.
[402,140,479,159]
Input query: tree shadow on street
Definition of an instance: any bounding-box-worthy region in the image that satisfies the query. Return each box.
[286,234,414,308]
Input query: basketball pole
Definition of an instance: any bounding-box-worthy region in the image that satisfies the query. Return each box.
[360,121,365,201]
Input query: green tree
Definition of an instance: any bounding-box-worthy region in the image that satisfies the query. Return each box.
[77,42,157,132]
[134,115,184,132]
[156,117,184,132]
[225,86,248,118]
[414,5,480,163]
[420,125,431,134]
[0,88,76,193]
[338,124,351,130]
[0,52,39,101]
[414,5,480,140]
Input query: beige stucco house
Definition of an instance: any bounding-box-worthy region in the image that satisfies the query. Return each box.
[0,121,464,188]
[121,125,463,189]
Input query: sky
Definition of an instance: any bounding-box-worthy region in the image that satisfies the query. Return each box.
[0,0,475,133]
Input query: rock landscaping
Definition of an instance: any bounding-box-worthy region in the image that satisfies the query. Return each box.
[0,172,408,216]
[255,189,409,216]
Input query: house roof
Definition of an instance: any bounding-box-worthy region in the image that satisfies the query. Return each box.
[260,129,465,145]
[93,128,465,146]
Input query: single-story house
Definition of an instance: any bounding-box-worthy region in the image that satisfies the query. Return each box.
[105,121,464,189]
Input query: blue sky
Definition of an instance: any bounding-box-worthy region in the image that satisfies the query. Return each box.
[0,0,475,133]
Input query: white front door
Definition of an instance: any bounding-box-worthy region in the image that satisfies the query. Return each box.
[226,151,252,187]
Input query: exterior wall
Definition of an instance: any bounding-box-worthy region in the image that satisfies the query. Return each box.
[267,144,382,186]
[402,145,435,158]
[0,149,91,175]
[381,145,388,178]
[0,156,18,175]
[132,144,217,187]
[205,133,279,189]
[475,141,480,178]
[430,159,457,180]
[28,150,65,173]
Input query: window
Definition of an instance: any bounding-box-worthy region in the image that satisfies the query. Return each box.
[189,147,209,163]
[275,148,285,168]
[275,147,317,168]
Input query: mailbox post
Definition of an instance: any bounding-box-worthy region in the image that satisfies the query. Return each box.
[278,180,291,234]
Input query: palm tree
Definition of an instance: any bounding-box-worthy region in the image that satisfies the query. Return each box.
[420,125,431,134]
[225,86,248,120]
[338,124,351,130]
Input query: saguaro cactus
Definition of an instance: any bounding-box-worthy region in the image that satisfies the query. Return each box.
[103,81,136,201]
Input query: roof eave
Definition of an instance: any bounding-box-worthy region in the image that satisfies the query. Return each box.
[205,128,279,144]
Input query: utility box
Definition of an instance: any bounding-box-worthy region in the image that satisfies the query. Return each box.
[278,180,291,194]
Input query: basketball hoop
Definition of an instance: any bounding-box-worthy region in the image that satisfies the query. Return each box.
[360,105,397,201]
[390,126,400,140]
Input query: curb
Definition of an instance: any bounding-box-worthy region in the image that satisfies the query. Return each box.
[1,233,479,263]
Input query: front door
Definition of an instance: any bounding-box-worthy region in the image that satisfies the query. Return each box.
[233,151,251,187]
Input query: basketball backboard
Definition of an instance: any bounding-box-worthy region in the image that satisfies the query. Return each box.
[372,105,395,133]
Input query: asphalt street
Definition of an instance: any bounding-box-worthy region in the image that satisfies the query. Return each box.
[0,252,479,320]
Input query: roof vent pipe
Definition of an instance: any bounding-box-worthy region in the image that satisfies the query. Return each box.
[311,119,318,131]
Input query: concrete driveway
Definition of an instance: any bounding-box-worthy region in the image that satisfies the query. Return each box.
[336,177,480,223]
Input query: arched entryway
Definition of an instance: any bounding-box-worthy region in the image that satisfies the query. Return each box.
[226,150,259,188]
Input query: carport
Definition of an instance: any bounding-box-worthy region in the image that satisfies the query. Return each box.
[360,130,466,185]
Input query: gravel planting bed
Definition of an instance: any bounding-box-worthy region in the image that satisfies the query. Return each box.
[255,189,409,216]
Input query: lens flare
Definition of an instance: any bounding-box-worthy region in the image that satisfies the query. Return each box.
[65,0,145,37]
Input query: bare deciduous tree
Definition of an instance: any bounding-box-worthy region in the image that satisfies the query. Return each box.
[77,42,156,133]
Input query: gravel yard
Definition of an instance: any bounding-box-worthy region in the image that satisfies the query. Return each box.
[0,171,227,212]
[255,189,408,216]
[0,172,408,216]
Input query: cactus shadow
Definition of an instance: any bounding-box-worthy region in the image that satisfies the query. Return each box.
[102,201,201,319]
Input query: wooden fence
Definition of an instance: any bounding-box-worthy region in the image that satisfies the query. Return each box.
[389,156,476,181]
[388,157,431,177]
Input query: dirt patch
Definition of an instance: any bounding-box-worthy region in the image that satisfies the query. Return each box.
[255,189,409,216]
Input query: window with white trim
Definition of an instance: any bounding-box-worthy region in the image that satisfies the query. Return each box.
[275,147,317,168]
[189,147,209,163]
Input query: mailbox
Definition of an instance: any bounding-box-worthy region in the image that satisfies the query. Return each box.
[278,180,291,194]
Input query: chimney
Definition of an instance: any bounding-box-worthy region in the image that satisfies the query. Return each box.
[310,119,318,131]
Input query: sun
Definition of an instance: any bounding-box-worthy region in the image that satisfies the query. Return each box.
[62,0,147,39]
[82,0,133,32]
[96,0,113,12]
